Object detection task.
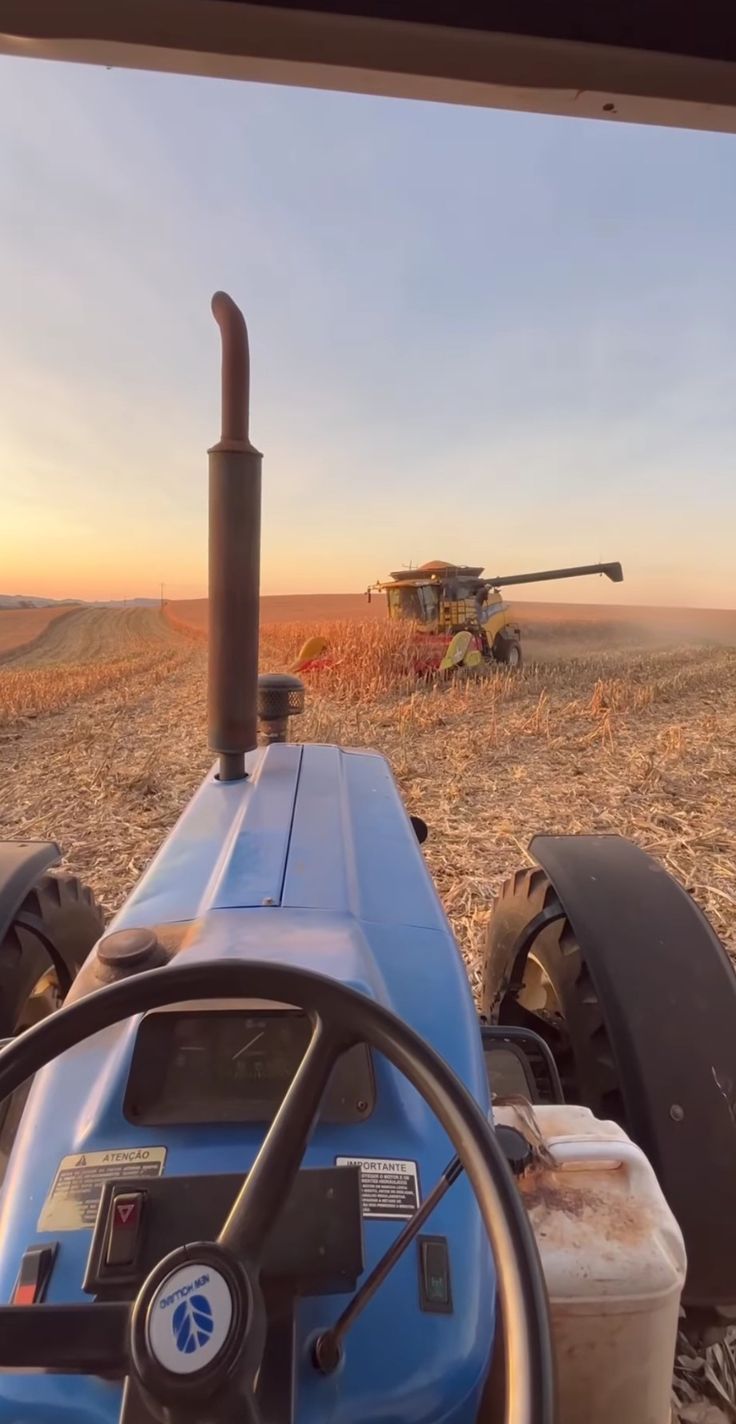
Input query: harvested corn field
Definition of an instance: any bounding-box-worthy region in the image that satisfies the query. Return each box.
[0,606,189,723]
[1,601,735,978]
[0,603,79,657]
[2,598,735,1419]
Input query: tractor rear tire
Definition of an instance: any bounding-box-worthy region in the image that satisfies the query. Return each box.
[484,849,736,1310]
[480,865,624,1119]
[0,873,105,1037]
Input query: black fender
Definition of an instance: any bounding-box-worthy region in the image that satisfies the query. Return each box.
[531,833,736,1308]
[0,841,61,946]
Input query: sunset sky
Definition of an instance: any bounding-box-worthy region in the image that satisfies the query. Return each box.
[1,56,736,606]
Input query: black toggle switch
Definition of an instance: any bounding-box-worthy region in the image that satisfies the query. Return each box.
[418,1235,452,1313]
[105,1191,145,1269]
[12,1243,58,1306]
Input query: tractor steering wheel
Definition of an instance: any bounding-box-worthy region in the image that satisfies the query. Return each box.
[0,960,555,1424]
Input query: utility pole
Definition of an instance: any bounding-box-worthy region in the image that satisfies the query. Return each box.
[160,581,165,610]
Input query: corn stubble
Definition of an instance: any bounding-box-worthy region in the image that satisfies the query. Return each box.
[1,610,735,975]
[1,607,735,1420]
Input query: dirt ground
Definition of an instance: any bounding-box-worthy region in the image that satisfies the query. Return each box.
[0,603,79,658]
[170,592,736,667]
[170,593,384,633]
[0,605,181,666]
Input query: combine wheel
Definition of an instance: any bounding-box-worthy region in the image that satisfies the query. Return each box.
[493,634,522,669]
[0,872,105,1036]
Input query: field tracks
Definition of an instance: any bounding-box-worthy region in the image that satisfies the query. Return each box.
[0,606,193,725]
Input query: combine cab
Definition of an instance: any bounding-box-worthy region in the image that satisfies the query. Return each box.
[295,558,624,678]
[371,561,521,675]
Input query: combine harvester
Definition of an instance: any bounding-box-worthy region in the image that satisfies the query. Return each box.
[0,295,732,1424]
[293,559,624,678]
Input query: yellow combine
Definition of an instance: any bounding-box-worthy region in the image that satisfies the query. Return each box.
[293,558,623,676]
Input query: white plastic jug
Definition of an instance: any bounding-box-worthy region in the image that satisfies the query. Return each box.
[493,1104,687,1424]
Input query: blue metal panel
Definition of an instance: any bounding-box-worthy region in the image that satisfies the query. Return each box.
[0,744,496,1423]
[108,745,300,929]
[208,745,301,910]
[282,745,449,931]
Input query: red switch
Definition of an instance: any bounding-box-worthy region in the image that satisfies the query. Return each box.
[105,1191,144,1268]
[12,1244,57,1305]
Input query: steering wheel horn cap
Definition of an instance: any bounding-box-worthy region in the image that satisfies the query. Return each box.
[130,1242,259,1408]
[146,1260,234,1376]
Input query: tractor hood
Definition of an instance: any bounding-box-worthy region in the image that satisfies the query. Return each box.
[113,743,449,929]
[0,743,494,1424]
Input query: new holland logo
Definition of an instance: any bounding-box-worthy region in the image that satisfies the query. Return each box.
[172,1293,214,1355]
[148,1266,232,1375]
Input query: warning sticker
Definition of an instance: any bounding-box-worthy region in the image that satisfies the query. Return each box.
[335,1156,420,1220]
[38,1147,167,1232]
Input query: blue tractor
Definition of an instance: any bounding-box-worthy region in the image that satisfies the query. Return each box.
[0,294,733,1424]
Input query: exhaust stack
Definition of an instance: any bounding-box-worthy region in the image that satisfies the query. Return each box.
[208,292,261,782]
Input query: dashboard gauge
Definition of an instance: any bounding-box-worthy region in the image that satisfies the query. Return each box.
[125,1009,375,1125]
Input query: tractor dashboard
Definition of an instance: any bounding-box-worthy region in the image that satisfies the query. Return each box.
[83,1165,365,1304]
[124,1007,375,1126]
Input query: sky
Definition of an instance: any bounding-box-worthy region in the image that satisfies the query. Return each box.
[1,57,736,607]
